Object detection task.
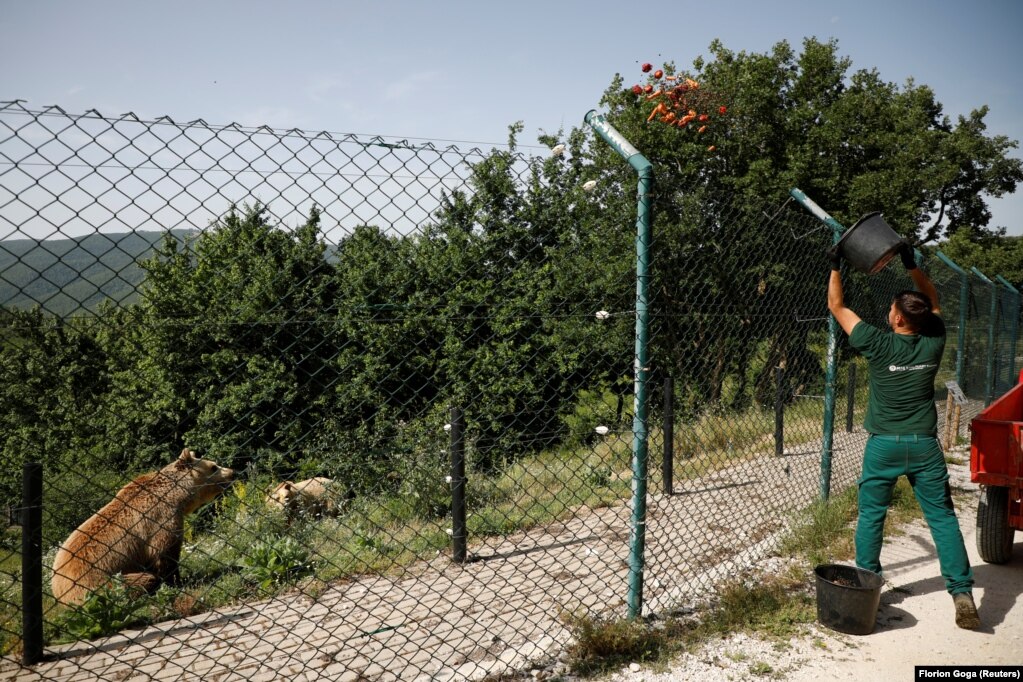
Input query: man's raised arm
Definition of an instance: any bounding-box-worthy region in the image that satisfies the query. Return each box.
[900,242,941,314]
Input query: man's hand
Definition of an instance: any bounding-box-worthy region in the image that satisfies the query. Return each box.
[898,241,917,270]
[828,246,842,271]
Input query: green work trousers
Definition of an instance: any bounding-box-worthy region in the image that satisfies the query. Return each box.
[855,434,974,595]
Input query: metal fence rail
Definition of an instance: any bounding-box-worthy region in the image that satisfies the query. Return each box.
[1,101,1019,680]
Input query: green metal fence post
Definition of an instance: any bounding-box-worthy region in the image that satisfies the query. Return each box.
[788,188,843,501]
[971,267,998,405]
[585,110,653,619]
[936,252,969,387]
[995,275,1020,386]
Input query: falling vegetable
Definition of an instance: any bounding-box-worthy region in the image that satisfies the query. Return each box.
[647,102,668,122]
[632,60,726,154]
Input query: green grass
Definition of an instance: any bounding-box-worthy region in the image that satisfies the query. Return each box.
[559,470,935,676]
[779,487,859,567]
[559,569,818,677]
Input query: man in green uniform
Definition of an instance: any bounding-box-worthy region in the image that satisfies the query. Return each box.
[828,240,980,629]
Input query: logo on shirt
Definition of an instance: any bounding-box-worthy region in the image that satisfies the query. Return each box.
[887,363,937,373]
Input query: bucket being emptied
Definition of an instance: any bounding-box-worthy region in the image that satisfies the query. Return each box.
[814,563,884,635]
[834,212,903,274]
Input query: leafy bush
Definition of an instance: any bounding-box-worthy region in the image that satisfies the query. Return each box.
[51,575,148,641]
[561,386,628,446]
[241,536,312,592]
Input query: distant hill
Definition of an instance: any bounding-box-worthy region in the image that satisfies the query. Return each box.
[0,230,193,316]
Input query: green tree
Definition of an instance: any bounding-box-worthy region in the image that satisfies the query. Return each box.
[597,37,1021,239]
[0,308,126,542]
[121,204,336,472]
[378,124,637,468]
[310,224,439,491]
[935,230,1023,288]
[574,36,1022,412]
[421,126,573,467]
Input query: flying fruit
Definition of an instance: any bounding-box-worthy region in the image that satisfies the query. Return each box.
[641,63,653,72]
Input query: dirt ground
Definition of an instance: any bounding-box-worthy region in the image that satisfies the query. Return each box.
[605,454,1023,682]
[783,458,1023,681]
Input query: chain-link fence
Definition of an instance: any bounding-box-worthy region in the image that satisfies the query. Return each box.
[1,101,1019,681]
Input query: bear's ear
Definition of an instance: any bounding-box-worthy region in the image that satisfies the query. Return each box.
[174,448,197,470]
[283,482,294,491]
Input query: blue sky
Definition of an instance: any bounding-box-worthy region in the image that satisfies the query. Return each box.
[2,0,1021,235]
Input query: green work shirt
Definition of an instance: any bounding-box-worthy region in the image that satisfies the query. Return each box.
[848,317,946,436]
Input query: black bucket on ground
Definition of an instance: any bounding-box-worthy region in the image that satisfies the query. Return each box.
[834,212,903,274]
[814,563,884,635]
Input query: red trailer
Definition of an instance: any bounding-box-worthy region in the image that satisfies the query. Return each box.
[969,369,1023,563]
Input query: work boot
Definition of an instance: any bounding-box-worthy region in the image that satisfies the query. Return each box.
[953,592,980,629]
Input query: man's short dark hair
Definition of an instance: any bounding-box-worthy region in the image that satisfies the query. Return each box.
[893,290,933,331]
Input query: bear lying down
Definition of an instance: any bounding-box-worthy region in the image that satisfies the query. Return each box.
[52,448,235,606]
[265,477,339,521]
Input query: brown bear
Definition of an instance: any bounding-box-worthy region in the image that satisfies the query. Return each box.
[265,477,338,521]
[51,448,235,606]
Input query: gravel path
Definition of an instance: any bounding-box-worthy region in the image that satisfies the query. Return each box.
[596,450,1023,682]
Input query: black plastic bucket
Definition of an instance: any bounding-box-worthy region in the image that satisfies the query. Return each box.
[835,212,903,274]
[814,564,884,635]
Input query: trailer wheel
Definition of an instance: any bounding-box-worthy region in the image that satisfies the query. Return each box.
[976,486,1014,564]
